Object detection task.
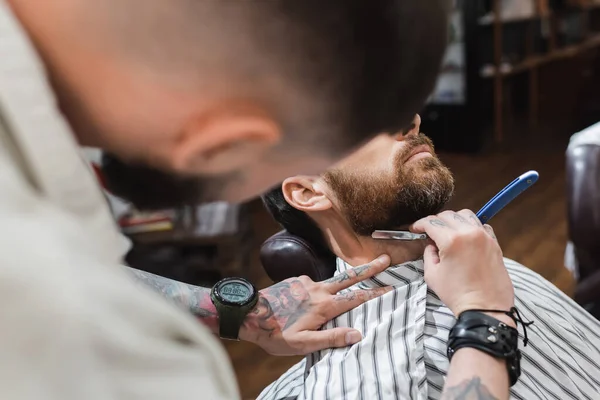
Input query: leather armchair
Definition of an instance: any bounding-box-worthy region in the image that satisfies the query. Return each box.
[566,122,600,317]
[260,230,336,283]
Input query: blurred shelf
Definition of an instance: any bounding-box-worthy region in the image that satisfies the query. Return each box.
[479,13,541,26]
[481,33,600,78]
[127,229,234,246]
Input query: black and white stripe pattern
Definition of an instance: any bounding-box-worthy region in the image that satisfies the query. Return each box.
[258,258,600,400]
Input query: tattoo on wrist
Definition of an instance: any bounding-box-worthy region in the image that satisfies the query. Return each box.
[127,268,218,330]
[441,377,498,400]
[244,279,311,338]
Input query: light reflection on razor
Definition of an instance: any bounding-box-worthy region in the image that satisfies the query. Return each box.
[371,230,428,241]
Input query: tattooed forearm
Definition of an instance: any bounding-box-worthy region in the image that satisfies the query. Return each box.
[127,268,218,331]
[441,377,499,400]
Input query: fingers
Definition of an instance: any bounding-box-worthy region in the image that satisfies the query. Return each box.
[483,224,497,241]
[331,286,393,312]
[323,255,391,292]
[437,210,478,230]
[297,328,363,354]
[411,216,453,248]
[289,285,392,354]
[411,209,483,247]
[423,243,440,266]
[457,209,483,227]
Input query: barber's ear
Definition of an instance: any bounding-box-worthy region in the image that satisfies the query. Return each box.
[171,102,281,174]
[282,176,332,212]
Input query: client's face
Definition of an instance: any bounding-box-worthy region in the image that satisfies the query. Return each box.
[322,118,454,236]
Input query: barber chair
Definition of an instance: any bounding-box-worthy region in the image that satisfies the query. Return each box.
[566,122,600,319]
[260,230,336,283]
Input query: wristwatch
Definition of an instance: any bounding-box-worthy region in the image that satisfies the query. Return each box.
[210,277,258,340]
[447,311,522,386]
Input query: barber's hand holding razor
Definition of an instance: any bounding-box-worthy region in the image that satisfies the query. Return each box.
[411,209,514,323]
[239,255,392,355]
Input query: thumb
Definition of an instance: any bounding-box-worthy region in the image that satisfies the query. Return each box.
[423,243,440,267]
[422,244,441,286]
[298,328,363,354]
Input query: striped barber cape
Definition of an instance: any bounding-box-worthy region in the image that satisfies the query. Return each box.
[258,258,600,400]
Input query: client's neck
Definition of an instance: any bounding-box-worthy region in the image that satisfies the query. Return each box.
[315,217,426,267]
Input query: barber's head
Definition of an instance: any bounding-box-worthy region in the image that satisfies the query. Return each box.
[262,115,454,253]
[15,0,449,205]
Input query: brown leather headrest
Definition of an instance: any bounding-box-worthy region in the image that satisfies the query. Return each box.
[260,230,336,283]
[566,142,600,281]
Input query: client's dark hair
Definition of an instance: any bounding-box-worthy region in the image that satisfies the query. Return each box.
[262,184,333,257]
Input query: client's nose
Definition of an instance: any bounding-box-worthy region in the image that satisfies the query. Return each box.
[395,114,421,141]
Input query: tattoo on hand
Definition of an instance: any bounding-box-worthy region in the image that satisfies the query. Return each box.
[246,279,311,337]
[453,214,469,224]
[334,287,390,303]
[334,292,356,302]
[354,264,371,277]
[441,377,498,400]
[430,218,447,227]
[325,272,352,284]
[324,263,370,285]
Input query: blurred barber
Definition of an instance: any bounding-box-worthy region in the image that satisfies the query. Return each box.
[0,0,514,399]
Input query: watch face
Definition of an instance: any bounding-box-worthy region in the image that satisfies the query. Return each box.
[216,278,255,306]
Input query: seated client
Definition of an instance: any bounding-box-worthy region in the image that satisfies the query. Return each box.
[259,117,600,400]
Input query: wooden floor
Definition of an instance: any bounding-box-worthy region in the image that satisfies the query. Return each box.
[224,139,577,399]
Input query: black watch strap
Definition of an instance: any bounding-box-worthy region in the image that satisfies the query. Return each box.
[447,311,521,386]
[216,304,252,340]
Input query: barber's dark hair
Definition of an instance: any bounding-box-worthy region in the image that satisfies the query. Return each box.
[262,184,333,257]
[248,0,450,151]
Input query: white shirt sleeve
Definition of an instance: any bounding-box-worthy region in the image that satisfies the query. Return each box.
[0,204,239,400]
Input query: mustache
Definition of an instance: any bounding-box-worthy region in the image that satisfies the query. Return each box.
[397,134,435,161]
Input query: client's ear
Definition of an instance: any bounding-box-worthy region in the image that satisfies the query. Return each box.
[282,176,332,212]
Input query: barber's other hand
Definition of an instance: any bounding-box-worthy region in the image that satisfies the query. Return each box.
[239,255,392,355]
[411,210,514,318]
